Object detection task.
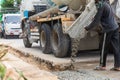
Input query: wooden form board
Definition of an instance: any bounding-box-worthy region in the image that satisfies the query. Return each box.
[37,15,73,22]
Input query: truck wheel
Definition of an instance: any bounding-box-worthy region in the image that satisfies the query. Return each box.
[23,22,32,48]
[51,23,70,58]
[40,24,52,54]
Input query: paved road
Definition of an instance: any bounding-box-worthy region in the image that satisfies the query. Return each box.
[0,38,120,80]
[0,38,103,64]
[0,38,113,64]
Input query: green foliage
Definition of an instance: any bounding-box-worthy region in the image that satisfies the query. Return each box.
[0,62,27,80]
[0,63,6,80]
[16,0,21,5]
[1,0,22,8]
[7,77,13,80]
[1,0,14,8]
[1,0,22,14]
[0,14,2,22]
[15,68,28,80]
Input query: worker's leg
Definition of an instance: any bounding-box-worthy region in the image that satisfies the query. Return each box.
[111,29,120,68]
[95,31,113,70]
[99,32,112,67]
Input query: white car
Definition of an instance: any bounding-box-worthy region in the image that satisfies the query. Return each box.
[2,14,22,38]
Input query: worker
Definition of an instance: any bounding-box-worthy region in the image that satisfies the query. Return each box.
[85,0,120,71]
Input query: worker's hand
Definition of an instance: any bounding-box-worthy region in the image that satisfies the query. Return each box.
[84,26,89,31]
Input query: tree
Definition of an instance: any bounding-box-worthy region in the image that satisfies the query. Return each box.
[1,0,21,8]
[16,0,21,5]
[1,0,14,8]
[1,0,22,13]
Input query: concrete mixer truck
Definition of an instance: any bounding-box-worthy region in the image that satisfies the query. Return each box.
[20,0,120,58]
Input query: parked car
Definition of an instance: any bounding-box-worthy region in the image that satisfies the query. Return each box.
[2,14,22,38]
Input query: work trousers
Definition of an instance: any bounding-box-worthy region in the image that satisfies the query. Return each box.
[99,28,120,68]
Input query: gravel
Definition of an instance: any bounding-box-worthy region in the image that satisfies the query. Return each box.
[53,69,116,80]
